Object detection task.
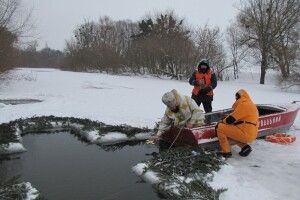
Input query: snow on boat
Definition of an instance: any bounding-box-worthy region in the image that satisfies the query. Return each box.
[161,103,300,147]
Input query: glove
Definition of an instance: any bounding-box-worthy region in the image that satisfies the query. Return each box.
[225,115,236,124]
[192,80,199,86]
[197,80,205,87]
[146,139,156,144]
[199,86,212,95]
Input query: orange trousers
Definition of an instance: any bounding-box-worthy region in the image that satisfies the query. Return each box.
[216,122,258,153]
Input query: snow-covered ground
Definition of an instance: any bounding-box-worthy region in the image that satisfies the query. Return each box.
[1,68,300,200]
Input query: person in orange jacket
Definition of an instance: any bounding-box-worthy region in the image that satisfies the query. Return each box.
[215,89,259,158]
[189,59,217,113]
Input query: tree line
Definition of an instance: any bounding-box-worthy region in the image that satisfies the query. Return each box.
[64,14,228,80]
[1,0,300,85]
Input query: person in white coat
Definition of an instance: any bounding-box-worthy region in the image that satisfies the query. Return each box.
[152,89,205,142]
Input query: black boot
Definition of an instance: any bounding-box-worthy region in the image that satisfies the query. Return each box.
[239,145,252,157]
[217,152,232,158]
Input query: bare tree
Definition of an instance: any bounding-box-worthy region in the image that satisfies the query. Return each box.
[154,12,194,79]
[236,0,300,84]
[270,25,299,79]
[16,42,65,68]
[0,0,18,28]
[226,22,249,79]
[193,25,227,80]
[0,0,32,38]
[0,26,17,72]
[65,17,138,73]
[0,0,32,72]
[281,24,300,87]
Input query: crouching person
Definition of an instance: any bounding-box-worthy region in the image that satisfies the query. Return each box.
[152,89,205,142]
[216,89,258,157]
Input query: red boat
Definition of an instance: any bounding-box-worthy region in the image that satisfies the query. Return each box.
[161,103,300,147]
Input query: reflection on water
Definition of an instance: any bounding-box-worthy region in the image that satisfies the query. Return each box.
[0,133,161,200]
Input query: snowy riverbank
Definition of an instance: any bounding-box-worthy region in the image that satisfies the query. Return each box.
[1,68,300,199]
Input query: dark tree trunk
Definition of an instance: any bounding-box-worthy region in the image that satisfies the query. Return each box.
[260,53,267,84]
[279,64,288,79]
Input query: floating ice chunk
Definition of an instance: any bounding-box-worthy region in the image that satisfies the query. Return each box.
[97,132,128,145]
[132,163,160,184]
[198,138,219,144]
[133,132,153,140]
[69,123,84,129]
[85,130,100,142]
[96,132,153,145]
[50,121,63,127]
[24,182,39,200]
[0,142,27,155]
[15,128,23,142]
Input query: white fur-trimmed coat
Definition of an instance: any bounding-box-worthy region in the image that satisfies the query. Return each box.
[157,90,205,136]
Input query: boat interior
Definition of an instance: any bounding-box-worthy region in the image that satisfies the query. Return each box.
[204,105,285,124]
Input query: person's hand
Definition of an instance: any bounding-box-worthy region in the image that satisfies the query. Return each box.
[199,86,212,95]
[186,123,194,128]
[199,88,207,95]
[153,135,161,143]
[197,80,205,88]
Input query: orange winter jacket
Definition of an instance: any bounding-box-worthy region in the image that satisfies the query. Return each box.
[224,89,259,139]
[229,90,258,124]
[192,69,214,96]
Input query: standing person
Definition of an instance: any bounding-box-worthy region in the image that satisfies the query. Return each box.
[152,89,205,141]
[215,89,259,158]
[189,59,217,113]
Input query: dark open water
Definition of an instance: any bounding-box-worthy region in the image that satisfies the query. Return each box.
[0,133,161,200]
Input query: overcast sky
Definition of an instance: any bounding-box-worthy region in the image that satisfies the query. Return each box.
[23,0,240,50]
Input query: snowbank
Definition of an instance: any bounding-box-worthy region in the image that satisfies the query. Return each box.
[1,68,300,200]
[97,132,128,144]
[24,182,39,200]
[72,129,153,145]
[82,130,100,142]
[68,128,152,145]
[209,138,300,200]
[198,138,219,144]
[0,181,40,200]
[0,142,27,154]
[132,163,161,184]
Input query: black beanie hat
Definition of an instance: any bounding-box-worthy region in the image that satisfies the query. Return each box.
[198,59,209,68]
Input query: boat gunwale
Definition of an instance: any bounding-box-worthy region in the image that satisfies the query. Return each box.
[190,104,298,131]
[163,104,299,147]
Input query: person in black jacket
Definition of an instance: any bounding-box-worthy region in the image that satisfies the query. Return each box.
[189,59,217,114]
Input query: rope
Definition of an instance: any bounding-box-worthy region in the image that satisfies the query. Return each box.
[167,127,184,151]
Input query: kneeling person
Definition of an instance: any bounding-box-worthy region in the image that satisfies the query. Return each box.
[153,89,205,141]
[216,89,258,157]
